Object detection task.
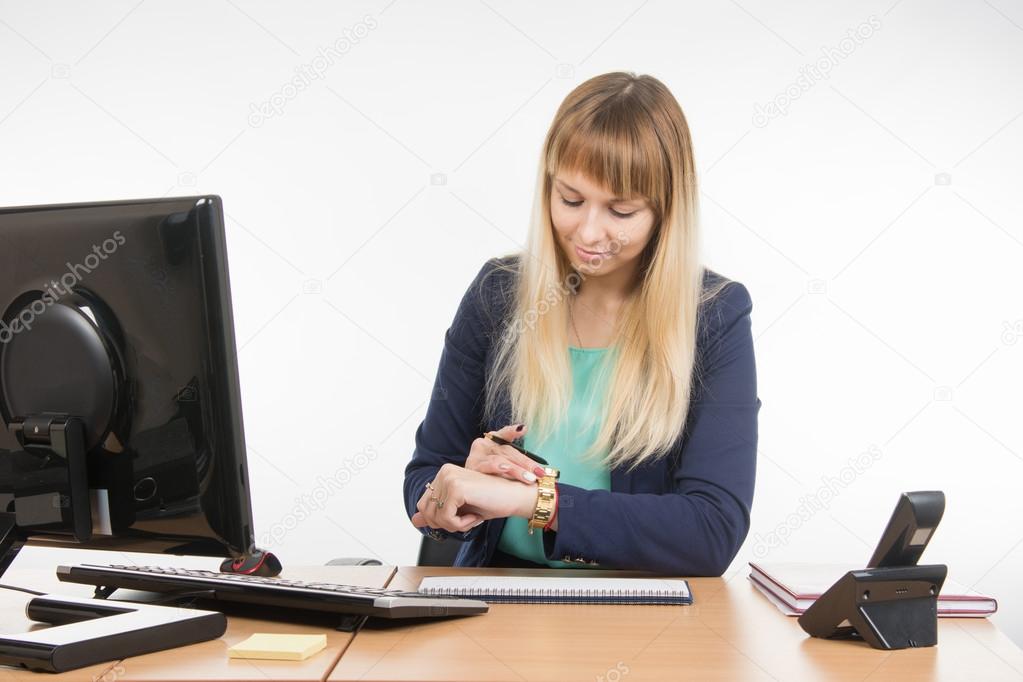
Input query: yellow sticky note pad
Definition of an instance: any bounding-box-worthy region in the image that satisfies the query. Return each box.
[227,633,327,661]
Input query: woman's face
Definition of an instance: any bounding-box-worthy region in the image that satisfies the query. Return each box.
[550,169,657,281]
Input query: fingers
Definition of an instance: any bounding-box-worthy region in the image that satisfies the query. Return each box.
[482,423,544,484]
[471,448,538,483]
[414,510,478,530]
[414,510,477,529]
[456,512,482,530]
[432,481,478,532]
[495,449,544,482]
[411,478,481,533]
[491,422,527,440]
[487,454,541,484]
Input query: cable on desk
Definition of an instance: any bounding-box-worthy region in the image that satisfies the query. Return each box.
[0,582,46,596]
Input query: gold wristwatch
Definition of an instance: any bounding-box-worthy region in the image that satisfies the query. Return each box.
[527,466,560,534]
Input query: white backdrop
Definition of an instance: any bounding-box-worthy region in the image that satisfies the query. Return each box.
[3,0,1022,650]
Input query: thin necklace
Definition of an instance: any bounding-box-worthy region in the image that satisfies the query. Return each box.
[569,294,584,348]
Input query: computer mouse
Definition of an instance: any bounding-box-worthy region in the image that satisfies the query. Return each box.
[220,550,283,577]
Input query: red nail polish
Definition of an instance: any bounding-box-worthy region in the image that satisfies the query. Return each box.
[534,466,545,477]
[515,424,524,432]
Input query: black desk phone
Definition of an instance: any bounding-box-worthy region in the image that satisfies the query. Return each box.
[798,490,947,650]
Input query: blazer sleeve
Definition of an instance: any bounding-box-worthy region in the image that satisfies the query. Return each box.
[402,259,501,543]
[541,281,760,575]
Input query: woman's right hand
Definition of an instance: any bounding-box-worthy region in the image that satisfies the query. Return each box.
[465,423,545,484]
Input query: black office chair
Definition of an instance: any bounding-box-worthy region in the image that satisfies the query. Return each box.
[416,536,460,567]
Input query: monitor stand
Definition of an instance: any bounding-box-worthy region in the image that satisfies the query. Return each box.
[0,416,235,673]
[0,591,227,673]
[1,511,228,673]
[0,511,24,578]
[4,411,282,579]
[0,414,91,579]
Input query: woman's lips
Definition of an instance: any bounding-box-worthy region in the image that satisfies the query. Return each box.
[575,245,610,259]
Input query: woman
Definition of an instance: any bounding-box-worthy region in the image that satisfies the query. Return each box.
[403,72,760,575]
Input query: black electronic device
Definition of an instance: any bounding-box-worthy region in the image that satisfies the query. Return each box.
[0,197,291,673]
[866,491,945,568]
[0,196,487,674]
[798,491,948,650]
[798,564,946,649]
[0,196,262,571]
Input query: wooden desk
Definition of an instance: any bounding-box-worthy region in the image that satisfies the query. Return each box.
[4,565,1021,681]
[330,567,1023,682]
[0,565,395,682]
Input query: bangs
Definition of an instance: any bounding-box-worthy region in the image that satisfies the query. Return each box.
[545,104,667,214]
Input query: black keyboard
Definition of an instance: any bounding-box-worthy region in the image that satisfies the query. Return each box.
[56,564,488,619]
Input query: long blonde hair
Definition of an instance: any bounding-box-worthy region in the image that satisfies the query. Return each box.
[483,71,729,473]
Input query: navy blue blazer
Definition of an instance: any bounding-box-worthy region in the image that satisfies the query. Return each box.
[402,255,760,575]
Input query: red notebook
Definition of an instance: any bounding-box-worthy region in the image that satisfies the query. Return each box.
[748,562,997,618]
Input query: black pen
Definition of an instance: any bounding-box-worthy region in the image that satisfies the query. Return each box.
[483,432,549,466]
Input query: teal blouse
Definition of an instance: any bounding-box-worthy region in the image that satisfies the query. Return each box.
[496,345,617,567]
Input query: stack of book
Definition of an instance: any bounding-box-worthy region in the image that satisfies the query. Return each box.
[748,562,997,617]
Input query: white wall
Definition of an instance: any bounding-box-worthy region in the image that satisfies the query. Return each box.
[2,0,1021,649]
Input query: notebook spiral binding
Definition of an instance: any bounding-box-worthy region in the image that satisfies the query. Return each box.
[419,584,688,605]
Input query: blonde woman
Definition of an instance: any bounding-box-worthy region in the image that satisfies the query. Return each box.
[404,72,760,575]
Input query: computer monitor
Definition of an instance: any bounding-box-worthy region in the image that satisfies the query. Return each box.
[0,196,276,577]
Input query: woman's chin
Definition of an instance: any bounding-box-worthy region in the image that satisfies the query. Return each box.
[575,257,614,275]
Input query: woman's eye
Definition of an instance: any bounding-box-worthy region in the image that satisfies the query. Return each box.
[559,195,635,218]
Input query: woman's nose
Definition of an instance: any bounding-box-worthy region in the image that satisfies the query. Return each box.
[578,207,607,242]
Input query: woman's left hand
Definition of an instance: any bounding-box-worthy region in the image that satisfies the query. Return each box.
[411,463,536,533]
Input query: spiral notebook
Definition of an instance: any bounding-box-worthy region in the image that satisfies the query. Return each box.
[417,576,692,605]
